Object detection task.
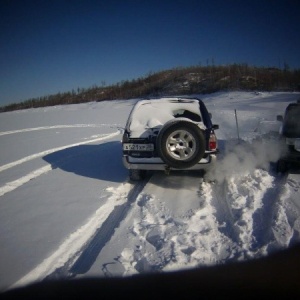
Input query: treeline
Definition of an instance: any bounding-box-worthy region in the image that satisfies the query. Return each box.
[1,63,300,112]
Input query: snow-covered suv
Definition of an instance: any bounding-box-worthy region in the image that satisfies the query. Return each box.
[276,99,300,172]
[122,97,219,180]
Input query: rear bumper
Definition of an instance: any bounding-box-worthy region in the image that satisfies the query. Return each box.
[122,154,217,171]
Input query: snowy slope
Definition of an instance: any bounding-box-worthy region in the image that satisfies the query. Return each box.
[0,92,300,291]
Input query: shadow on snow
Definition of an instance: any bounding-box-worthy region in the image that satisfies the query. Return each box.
[43,141,127,183]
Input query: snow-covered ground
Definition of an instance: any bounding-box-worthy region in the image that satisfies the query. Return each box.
[0,91,300,291]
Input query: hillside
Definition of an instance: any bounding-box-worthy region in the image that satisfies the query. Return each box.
[1,63,300,112]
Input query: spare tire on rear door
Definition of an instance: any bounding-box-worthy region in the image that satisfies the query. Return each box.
[156,119,206,169]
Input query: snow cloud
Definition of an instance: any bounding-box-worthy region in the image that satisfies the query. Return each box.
[206,137,286,183]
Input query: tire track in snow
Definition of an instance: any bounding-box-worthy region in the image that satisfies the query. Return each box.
[251,172,288,250]
[117,175,239,275]
[9,183,133,289]
[68,177,149,275]
[210,179,241,247]
[268,172,296,248]
[10,179,149,288]
[0,165,53,197]
[0,131,119,173]
[0,124,118,136]
[223,169,288,258]
[0,131,120,197]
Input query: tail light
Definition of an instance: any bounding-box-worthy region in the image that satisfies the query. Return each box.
[209,132,217,151]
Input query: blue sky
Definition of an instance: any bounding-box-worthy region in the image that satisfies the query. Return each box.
[1,0,299,106]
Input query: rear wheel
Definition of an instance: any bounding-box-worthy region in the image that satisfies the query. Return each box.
[129,169,147,181]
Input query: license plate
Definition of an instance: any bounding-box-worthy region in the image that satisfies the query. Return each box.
[123,143,154,151]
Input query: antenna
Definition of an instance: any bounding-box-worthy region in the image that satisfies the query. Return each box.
[234,109,240,142]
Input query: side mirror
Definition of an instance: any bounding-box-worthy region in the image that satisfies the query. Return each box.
[212,124,219,130]
[277,115,283,122]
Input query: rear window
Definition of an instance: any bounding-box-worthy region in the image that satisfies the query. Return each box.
[128,99,203,137]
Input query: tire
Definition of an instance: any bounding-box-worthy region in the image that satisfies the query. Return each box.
[276,159,288,173]
[129,169,147,181]
[156,120,206,169]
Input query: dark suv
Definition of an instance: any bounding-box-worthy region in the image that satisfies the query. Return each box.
[122,97,219,180]
[276,99,300,172]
